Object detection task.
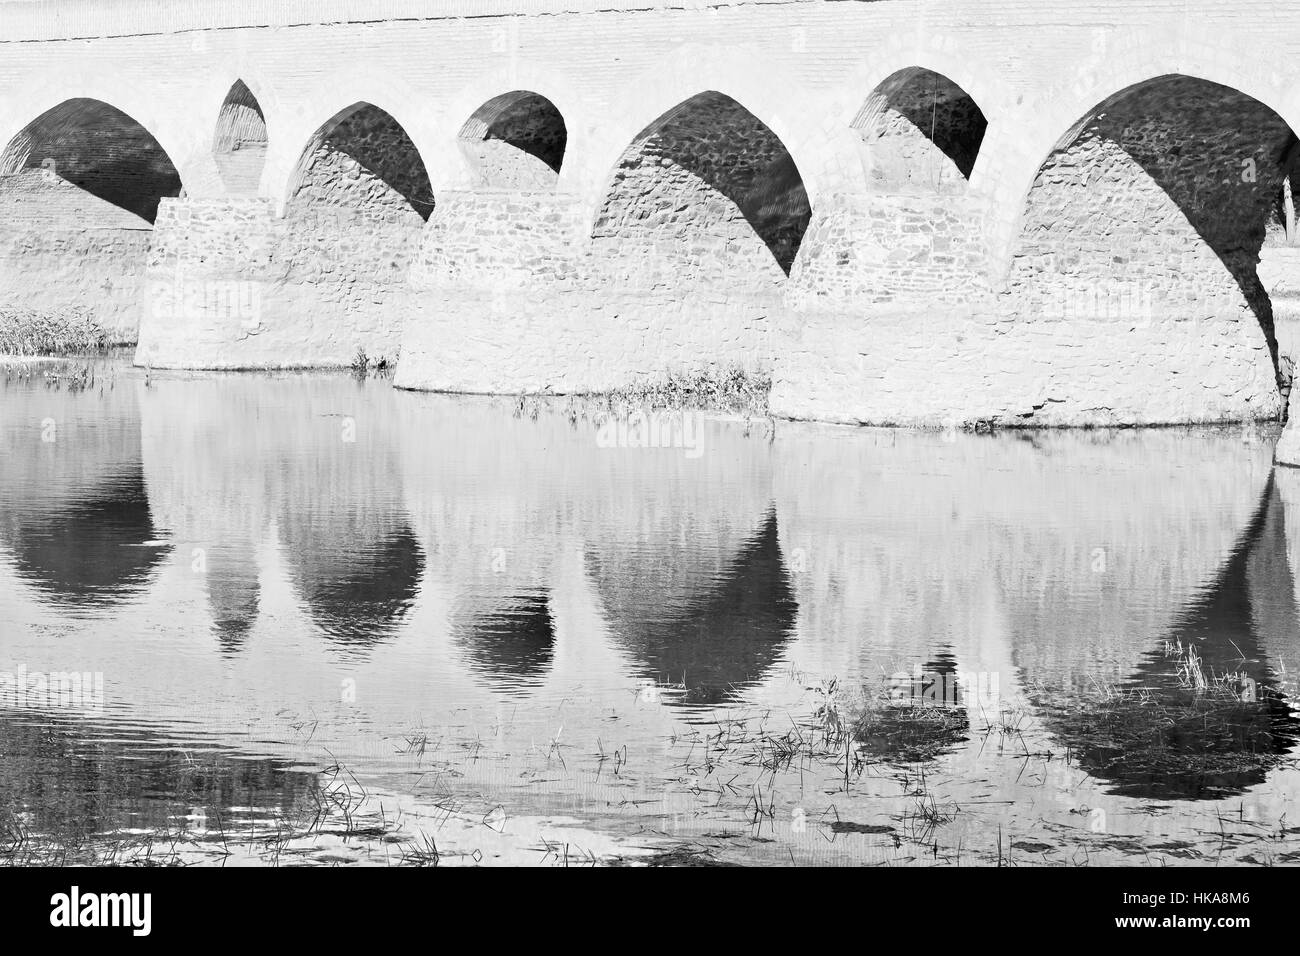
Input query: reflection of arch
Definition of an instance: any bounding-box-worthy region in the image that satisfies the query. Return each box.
[588,511,796,708]
[459,91,566,189]
[213,80,267,196]
[455,591,556,694]
[593,91,811,275]
[0,467,169,608]
[1041,474,1300,800]
[1006,75,1296,388]
[282,518,423,653]
[288,102,434,221]
[205,541,260,655]
[0,97,183,224]
[854,67,987,188]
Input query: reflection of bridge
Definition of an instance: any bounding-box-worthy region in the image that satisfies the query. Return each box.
[2,375,1298,732]
[6,2,1300,429]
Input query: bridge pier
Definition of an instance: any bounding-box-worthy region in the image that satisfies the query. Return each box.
[395,188,782,393]
[136,196,416,369]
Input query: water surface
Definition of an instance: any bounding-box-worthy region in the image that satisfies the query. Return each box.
[1,358,1298,865]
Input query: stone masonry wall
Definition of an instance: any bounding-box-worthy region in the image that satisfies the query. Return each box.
[400,188,781,392]
[0,172,152,344]
[140,105,431,368]
[401,92,813,392]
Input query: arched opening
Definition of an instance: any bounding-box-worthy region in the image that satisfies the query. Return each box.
[288,102,433,222]
[1007,75,1297,410]
[1,98,182,224]
[854,68,987,189]
[459,91,566,189]
[0,99,183,346]
[213,80,267,196]
[593,91,811,278]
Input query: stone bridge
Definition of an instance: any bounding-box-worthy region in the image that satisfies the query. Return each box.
[5,0,1300,429]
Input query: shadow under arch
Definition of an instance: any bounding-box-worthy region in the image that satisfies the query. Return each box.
[586,510,797,709]
[458,90,567,189]
[854,67,988,188]
[1039,472,1300,800]
[0,97,183,224]
[287,101,434,221]
[0,466,169,609]
[593,91,811,275]
[1008,74,1298,389]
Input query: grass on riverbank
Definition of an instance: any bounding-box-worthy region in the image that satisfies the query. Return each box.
[511,365,773,434]
[600,365,771,415]
[0,309,108,357]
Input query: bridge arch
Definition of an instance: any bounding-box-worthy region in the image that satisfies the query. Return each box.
[588,44,817,201]
[1,97,183,224]
[985,29,1300,275]
[213,80,268,197]
[854,67,988,191]
[592,89,812,280]
[458,90,567,190]
[1002,72,1298,420]
[285,101,434,221]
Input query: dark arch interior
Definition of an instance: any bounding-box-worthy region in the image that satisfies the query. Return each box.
[0,467,169,608]
[1,98,182,224]
[456,591,557,693]
[460,91,567,188]
[1013,75,1297,388]
[214,80,268,195]
[293,103,434,221]
[283,517,424,653]
[856,68,987,186]
[593,91,812,275]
